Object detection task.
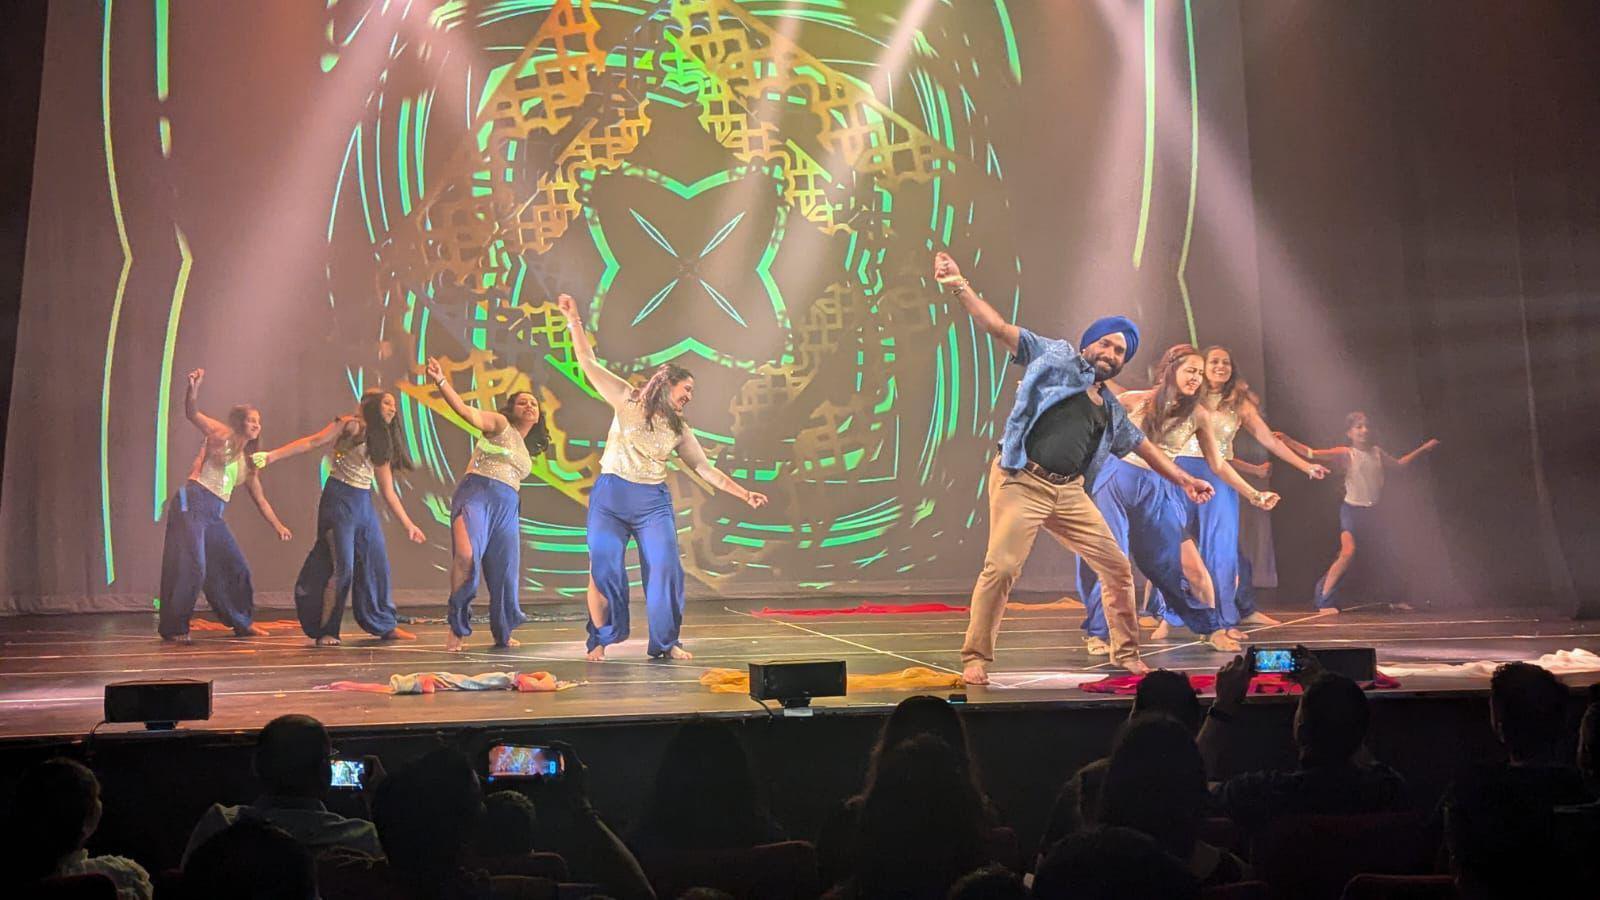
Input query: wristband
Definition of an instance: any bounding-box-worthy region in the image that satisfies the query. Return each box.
[941,277,971,295]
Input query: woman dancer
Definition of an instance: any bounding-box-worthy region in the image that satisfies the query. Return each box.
[1149,346,1329,637]
[424,357,550,650]
[1278,412,1439,613]
[557,293,769,661]
[157,369,292,642]
[253,390,426,645]
[1080,345,1279,653]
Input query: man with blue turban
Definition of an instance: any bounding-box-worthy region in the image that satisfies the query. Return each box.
[933,252,1215,683]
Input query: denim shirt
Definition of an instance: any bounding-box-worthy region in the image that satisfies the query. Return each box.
[998,328,1145,487]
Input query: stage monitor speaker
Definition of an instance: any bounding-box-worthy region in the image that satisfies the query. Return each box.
[1310,647,1378,683]
[104,679,212,730]
[748,659,846,708]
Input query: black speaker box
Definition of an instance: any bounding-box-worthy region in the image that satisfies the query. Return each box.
[748,659,847,705]
[104,679,212,728]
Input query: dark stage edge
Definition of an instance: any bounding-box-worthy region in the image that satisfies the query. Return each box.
[2,596,1597,742]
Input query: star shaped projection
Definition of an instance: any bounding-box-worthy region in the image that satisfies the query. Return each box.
[626,207,749,328]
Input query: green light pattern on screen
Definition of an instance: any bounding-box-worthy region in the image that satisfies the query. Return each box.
[99,0,132,583]
[1133,0,1156,270]
[152,224,193,521]
[1176,0,1201,346]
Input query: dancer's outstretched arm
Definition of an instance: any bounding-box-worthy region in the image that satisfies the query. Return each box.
[182,369,232,441]
[676,434,768,509]
[1237,401,1329,479]
[1195,406,1279,510]
[933,252,1019,353]
[1274,432,1350,464]
[424,357,511,436]
[557,293,633,409]
[1385,438,1441,468]
[253,417,353,469]
[242,467,292,541]
[374,463,426,543]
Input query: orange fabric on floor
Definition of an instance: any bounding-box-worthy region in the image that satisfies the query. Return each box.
[189,619,301,633]
[699,666,960,694]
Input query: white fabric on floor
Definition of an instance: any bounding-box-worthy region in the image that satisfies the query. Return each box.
[1378,648,1600,679]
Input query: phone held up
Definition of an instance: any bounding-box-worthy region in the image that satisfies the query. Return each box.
[487,743,565,783]
[329,757,366,790]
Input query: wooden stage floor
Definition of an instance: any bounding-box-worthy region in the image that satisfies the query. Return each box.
[3,597,1597,742]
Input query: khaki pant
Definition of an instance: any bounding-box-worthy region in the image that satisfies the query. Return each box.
[962,457,1140,667]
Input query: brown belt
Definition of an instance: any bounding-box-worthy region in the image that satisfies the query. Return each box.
[1022,460,1083,485]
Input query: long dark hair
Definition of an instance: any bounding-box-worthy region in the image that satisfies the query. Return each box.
[498,390,551,457]
[360,390,414,471]
[861,695,984,800]
[1137,344,1204,445]
[1201,344,1259,410]
[631,363,692,435]
[227,404,263,472]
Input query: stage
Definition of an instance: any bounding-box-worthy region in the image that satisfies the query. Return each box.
[3,596,1597,742]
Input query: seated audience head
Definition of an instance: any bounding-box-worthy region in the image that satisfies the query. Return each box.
[866,695,977,791]
[1489,662,1568,764]
[947,864,1028,900]
[1032,826,1200,900]
[473,790,537,859]
[372,746,485,882]
[636,718,770,850]
[1580,684,1600,788]
[1097,715,1207,861]
[1293,673,1370,767]
[184,820,318,900]
[855,733,987,898]
[1131,669,1202,734]
[8,757,101,882]
[254,714,334,798]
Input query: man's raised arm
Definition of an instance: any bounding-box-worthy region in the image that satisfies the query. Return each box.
[934,251,1019,353]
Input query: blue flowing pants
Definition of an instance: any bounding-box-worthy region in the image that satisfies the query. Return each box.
[1317,502,1380,609]
[1080,458,1222,639]
[293,478,398,640]
[585,473,685,657]
[1151,456,1251,626]
[447,474,527,645]
[157,482,255,637]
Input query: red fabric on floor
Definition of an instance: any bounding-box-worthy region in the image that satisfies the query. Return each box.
[1080,672,1402,695]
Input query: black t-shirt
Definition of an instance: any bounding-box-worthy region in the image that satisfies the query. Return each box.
[1024,391,1108,477]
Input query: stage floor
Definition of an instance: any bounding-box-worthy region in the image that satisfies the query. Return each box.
[3,597,1597,741]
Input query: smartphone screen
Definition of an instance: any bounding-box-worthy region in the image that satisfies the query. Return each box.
[330,757,366,789]
[487,744,564,781]
[1252,648,1297,674]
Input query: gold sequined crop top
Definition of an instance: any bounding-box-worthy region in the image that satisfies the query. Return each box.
[1122,393,1198,470]
[599,400,682,485]
[327,423,375,490]
[1178,397,1241,460]
[188,436,247,502]
[466,423,533,489]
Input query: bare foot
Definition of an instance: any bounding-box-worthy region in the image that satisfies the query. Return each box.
[236,624,269,637]
[1224,627,1247,641]
[1151,621,1171,641]
[493,637,521,649]
[1318,607,1341,616]
[1138,615,1160,629]
[380,628,416,641]
[315,636,341,647]
[444,634,467,651]
[667,645,693,660]
[1240,611,1280,626]
[1084,636,1111,657]
[1204,631,1242,653]
[585,644,607,661]
[962,661,990,685]
[1120,657,1153,676]
[160,633,192,645]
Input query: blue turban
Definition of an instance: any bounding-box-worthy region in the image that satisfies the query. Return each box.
[1079,315,1141,364]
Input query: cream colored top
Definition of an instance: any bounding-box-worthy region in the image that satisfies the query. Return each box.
[465,423,533,489]
[188,436,247,502]
[1344,445,1385,507]
[1120,390,1199,471]
[327,421,375,490]
[1178,396,1241,460]
[600,400,710,484]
